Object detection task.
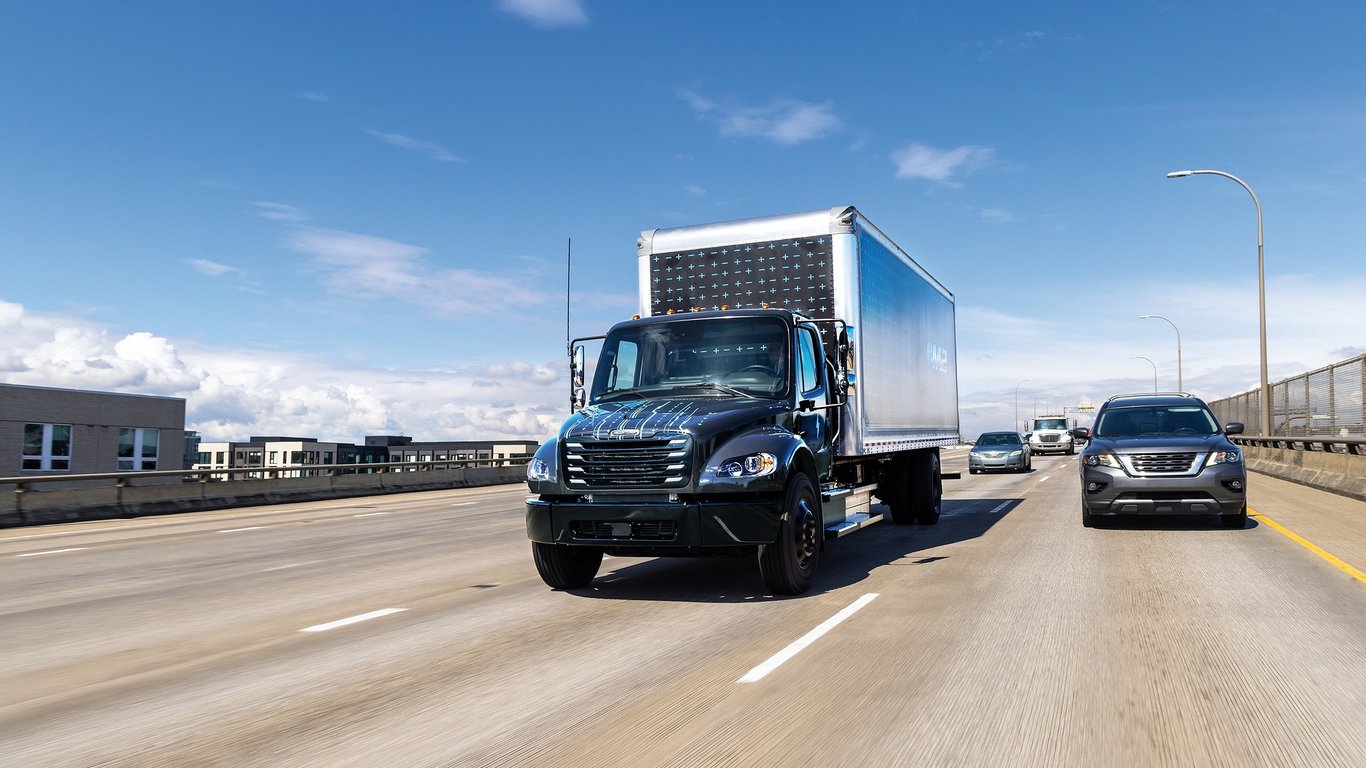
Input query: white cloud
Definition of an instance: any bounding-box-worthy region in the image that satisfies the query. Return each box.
[892,142,996,183]
[250,201,310,222]
[498,0,588,27]
[286,227,547,317]
[365,130,464,163]
[681,89,841,146]
[188,259,237,277]
[0,301,567,443]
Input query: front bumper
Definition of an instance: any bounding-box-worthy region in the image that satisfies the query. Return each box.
[969,452,1027,471]
[1079,464,1246,515]
[526,497,784,549]
[1029,438,1072,453]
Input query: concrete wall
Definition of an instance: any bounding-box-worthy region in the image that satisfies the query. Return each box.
[0,465,527,528]
[1244,444,1366,503]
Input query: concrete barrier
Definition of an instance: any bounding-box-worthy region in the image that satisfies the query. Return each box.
[0,465,528,528]
[1244,444,1366,503]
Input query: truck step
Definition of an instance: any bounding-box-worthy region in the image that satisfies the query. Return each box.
[824,512,883,539]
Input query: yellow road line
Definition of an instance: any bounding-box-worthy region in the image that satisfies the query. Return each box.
[1250,507,1366,585]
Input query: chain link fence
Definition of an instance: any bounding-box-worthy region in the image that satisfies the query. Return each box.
[1208,354,1366,438]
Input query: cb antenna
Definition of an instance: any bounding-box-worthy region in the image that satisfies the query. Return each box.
[565,237,572,358]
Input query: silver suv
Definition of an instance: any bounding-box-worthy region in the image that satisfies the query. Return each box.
[1073,393,1246,528]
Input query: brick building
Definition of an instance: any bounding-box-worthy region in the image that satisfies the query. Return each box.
[0,383,186,482]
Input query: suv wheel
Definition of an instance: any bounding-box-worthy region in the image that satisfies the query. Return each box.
[1221,506,1248,529]
[1081,503,1097,529]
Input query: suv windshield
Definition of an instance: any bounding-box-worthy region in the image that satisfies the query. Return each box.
[1093,405,1218,438]
[591,317,790,403]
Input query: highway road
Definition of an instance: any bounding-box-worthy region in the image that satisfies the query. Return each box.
[2,450,1364,767]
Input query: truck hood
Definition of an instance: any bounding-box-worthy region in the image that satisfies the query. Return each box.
[564,397,787,443]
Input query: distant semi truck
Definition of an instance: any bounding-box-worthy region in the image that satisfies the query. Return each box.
[525,206,960,594]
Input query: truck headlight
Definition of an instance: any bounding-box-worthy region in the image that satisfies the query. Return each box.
[716,452,777,478]
[527,457,554,482]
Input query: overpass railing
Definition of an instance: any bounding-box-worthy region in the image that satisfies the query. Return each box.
[1209,354,1365,439]
[0,455,532,496]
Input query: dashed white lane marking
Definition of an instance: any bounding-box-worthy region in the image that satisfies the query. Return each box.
[352,512,387,518]
[738,593,879,683]
[987,501,1012,515]
[218,526,267,533]
[1038,475,1051,482]
[300,608,407,633]
[15,547,88,558]
[451,502,476,507]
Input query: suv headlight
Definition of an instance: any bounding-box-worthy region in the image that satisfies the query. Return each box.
[716,452,777,478]
[1207,449,1241,466]
[1083,453,1122,469]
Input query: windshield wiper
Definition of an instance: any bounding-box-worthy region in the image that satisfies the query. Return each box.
[675,382,751,398]
[595,387,653,403]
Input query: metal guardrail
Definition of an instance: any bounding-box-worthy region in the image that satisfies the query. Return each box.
[1232,436,1366,456]
[0,456,533,494]
[1209,354,1365,439]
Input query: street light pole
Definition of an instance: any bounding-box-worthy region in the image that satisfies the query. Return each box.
[1132,356,1158,393]
[1139,314,1182,391]
[1014,379,1031,433]
[1167,169,1269,436]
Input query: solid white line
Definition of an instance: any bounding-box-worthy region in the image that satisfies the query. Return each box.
[738,593,879,683]
[218,526,266,533]
[16,547,88,558]
[300,608,407,633]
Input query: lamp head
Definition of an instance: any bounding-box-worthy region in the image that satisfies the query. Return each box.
[1166,170,1193,178]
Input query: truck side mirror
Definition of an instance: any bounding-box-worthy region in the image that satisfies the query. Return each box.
[572,387,587,411]
[571,345,586,389]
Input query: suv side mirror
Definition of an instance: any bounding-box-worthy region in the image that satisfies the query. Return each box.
[1070,427,1091,440]
[1224,422,1244,436]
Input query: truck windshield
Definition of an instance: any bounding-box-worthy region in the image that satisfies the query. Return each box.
[591,317,790,402]
[1033,419,1068,430]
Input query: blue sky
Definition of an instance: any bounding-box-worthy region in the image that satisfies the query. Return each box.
[2,0,1363,442]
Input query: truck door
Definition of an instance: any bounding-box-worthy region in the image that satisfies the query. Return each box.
[794,325,833,477]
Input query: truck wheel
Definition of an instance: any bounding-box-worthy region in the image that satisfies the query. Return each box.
[759,474,820,595]
[909,450,942,525]
[531,542,603,589]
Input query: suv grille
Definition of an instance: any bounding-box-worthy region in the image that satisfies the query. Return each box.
[564,437,689,489]
[1129,453,1198,473]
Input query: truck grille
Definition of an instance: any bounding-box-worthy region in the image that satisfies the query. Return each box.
[1129,453,1198,474]
[1038,434,1061,443]
[570,520,679,541]
[564,437,690,489]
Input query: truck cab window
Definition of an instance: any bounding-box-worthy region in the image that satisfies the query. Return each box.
[797,327,821,395]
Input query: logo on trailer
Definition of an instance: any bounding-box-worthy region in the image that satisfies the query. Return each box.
[926,342,950,373]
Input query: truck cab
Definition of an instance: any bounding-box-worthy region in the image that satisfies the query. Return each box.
[1028,415,1075,456]
[526,309,844,595]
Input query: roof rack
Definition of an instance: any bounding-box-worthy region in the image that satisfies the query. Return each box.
[1106,392,1194,402]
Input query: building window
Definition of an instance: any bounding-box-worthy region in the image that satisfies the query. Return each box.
[22,423,72,471]
[216,451,226,464]
[118,428,160,471]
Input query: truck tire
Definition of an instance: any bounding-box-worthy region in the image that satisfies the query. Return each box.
[758,474,821,595]
[883,454,915,525]
[532,542,603,589]
[909,450,942,525]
